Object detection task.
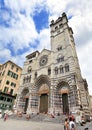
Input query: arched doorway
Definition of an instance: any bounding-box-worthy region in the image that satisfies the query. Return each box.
[38,83,49,113]
[35,75,50,114]
[21,88,29,113]
[40,93,48,113]
[60,86,69,114]
[57,81,69,114]
[62,93,69,114]
[23,97,29,113]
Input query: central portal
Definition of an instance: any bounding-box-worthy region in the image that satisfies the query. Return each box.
[62,93,69,114]
[24,98,29,113]
[39,94,48,113]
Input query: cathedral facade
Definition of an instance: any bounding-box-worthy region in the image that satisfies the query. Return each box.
[16,13,90,116]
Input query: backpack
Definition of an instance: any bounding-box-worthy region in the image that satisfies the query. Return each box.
[71,123,74,128]
[70,123,75,130]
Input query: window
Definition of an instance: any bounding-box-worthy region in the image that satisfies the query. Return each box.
[29,60,32,63]
[60,56,64,62]
[3,87,8,93]
[57,46,62,51]
[7,70,18,80]
[16,68,18,72]
[6,80,10,85]
[7,98,11,102]
[10,89,13,95]
[13,73,16,78]
[0,96,4,100]
[48,67,51,75]
[28,66,32,73]
[2,71,5,76]
[65,64,69,72]
[59,24,63,28]
[7,70,12,76]
[11,82,16,87]
[60,65,64,73]
[11,64,14,69]
[55,26,58,30]
[9,105,12,108]
[57,56,64,63]
[23,75,31,84]
[55,67,58,75]
[15,74,18,79]
[35,72,37,78]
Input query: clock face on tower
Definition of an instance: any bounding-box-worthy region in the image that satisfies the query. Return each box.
[39,55,48,66]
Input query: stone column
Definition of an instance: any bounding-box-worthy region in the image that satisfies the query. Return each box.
[49,86,54,114]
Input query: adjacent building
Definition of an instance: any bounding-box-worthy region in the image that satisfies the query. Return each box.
[16,13,90,117]
[89,95,92,115]
[0,60,22,110]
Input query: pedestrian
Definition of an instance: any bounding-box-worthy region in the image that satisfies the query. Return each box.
[64,118,69,130]
[0,111,2,118]
[26,114,30,120]
[69,117,76,130]
[3,113,8,121]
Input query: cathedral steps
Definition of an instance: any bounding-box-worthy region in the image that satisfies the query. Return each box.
[9,113,66,123]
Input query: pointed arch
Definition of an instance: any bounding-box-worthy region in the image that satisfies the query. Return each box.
[59,65,64,73]
[35,75,51,90]
[65,63,69,72]
[55,66,58,74]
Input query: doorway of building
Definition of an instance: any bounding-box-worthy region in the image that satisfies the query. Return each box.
[24,98,29,113]
[62,93,69,114]
[39,94,48,113]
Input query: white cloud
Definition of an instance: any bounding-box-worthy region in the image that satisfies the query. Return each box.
[0,48,11,60]
[0,15,38,51]
[37,28,50,51]
[77,41,92,94]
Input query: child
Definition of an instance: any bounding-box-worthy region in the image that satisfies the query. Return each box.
[64,118,69,130]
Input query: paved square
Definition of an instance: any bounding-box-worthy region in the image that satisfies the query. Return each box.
[0,118,92,130]
[0,119,63,130]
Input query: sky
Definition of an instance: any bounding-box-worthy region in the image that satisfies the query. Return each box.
[0,0,92,95]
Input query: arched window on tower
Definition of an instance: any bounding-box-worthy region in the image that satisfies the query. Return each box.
[57,54,64,63]
[57,46,62,51]
[23,75,31,84]
[48,67,51,75]
[55,67,58,75]
[28,66,32,73]
[65,64,69,72]
[55,26,58,30]
[59,23,63,28]
[60,65,64,73]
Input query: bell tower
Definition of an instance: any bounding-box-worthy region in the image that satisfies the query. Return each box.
[50,13,90,116]
[50,12,77,59]
[50,13,68,52]
[50,12,81,75]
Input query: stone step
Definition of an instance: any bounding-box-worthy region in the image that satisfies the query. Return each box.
[9,113,66,123]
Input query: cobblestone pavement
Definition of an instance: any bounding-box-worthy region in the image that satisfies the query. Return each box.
[0,118,92,130]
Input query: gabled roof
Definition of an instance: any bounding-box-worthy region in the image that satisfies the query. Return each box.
[26,51,40,59]
[40,48,51,54]
[1,60,22,70]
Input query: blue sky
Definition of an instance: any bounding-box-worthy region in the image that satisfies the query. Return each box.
[33,9,49,33]
[0,0,92,95]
